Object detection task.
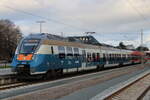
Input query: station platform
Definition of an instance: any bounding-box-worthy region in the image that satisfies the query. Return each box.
[0,64,149,100]
[0,68,13,76]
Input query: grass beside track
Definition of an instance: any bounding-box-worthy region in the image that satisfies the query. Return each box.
[0,66,11,69]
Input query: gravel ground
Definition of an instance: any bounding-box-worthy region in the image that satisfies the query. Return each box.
[4,65,146,100]
[106,74,150,100]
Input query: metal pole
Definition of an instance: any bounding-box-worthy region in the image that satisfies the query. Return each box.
[40,23,42,33]
[36,21,45,33]
[141,29,143,45]
[141,29,144,66]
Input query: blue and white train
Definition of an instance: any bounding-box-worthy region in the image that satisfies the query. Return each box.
[11,33,140,79]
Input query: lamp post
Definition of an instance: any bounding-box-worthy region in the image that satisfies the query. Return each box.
[36,21,45,33]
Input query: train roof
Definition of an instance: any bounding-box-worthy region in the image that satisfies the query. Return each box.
[24,33,133,52]
[25,33,68,41]
[25,33,115,47]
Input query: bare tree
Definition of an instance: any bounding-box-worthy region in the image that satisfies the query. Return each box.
[136,46,149,51]
[116,42,127,49]
[0,19,22,61]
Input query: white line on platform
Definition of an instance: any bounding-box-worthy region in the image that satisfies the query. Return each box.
[90,69,150,100]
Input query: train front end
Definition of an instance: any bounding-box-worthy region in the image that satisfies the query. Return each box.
[11,34,45,78]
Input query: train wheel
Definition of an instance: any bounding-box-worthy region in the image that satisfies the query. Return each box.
[57,69,63,77]
[100,65,104,70]
[119,63,123,67]
[43,70,55,80]
[44,71,51,80]
[97,65,104,71]
[132,61,134,65]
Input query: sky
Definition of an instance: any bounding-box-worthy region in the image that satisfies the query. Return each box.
[0,0,150,48]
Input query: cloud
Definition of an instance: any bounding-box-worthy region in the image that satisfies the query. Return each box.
[0,0,150,47]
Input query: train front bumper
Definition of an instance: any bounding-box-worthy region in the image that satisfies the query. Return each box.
[12,64,46,76]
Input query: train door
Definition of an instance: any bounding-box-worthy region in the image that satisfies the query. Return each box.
[81,50,86,70]
[73,47,81,69]
[66,47,74,68]
[103,53,106,63]
[58,46,66,68]
[105,54,109,65]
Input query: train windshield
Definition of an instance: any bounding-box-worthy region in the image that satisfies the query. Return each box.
[19,39,40,54]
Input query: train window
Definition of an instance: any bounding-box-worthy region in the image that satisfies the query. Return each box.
[58,46,65,58]
[107,54,109,59]
[19,39,40,53]
[92,53,96,62]
[51,46,54,54]
[129,54,131,58]
[126,54,127,58]
[103,54,106,61]
[109,54,111,60]
[66,47,73,57]
[74,48,79,54]
[87,52,91,62]
[58,46,65,53]
[82,50,86,56]
[115,54,117,60]
[73,48,79,57]
[82,50,86,61]
[112,54,114,60]
[97,53,100,61]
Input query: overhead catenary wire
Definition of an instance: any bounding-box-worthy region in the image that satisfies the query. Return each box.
[1,5,90,32]
[127,0,150,25]
[2,4,137,43]
[118,0,150,46]
[0,2,149,47]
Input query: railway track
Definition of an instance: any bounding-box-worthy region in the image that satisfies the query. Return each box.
[0,64,149,100]
[0,74,17,86]
[0,64,141,91]
[0,82,27,90]
[104,73,150,100]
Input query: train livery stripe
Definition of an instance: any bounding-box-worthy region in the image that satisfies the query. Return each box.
[36,45,52,54]
[42,39,100,49]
